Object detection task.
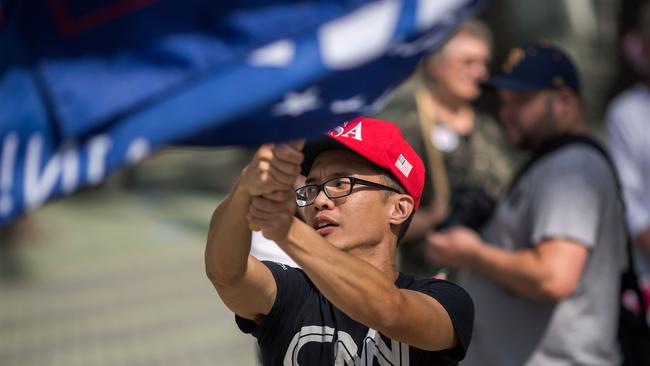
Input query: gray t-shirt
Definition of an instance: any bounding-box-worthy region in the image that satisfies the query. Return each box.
[460,145,625,366]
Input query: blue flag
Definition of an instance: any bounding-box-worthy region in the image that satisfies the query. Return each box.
[0,0,483,225]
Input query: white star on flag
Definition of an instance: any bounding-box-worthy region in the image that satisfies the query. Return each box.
[271,87,322,117]
[330,95,366,114]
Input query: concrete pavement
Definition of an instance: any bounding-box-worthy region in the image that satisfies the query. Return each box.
[0,186,257,366]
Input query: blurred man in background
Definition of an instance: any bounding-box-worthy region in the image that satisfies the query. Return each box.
[607,0,650,322]
[427,43,625,365]
[376,19,515,278]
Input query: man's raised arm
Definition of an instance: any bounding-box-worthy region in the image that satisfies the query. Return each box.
[205,143,303,324]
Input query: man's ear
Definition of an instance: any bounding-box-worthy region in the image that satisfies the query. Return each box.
[388,194,414,225]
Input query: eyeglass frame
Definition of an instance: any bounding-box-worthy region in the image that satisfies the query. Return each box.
[295,176,402,207]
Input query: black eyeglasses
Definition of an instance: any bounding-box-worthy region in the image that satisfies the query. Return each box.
[295,176,401,207]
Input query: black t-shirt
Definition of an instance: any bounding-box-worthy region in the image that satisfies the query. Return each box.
[236,261,474,365]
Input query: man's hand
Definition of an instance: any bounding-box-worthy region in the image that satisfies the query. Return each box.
[240,143,304,197]
[242,143,303,241]
[426,227,482,269]
[248,191,298,242]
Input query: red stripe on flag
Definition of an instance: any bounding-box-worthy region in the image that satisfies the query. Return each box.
[48,0,159,38]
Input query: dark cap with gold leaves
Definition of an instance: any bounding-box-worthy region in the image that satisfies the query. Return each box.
[485,41,580,94]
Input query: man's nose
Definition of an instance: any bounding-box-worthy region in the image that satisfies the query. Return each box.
[313,189,334,210]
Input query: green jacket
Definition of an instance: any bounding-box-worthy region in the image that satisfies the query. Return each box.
[375,94,517,208]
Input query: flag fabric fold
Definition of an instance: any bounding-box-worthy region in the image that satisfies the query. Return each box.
[0,0,483,225]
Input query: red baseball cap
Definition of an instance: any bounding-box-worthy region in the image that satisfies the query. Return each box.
[301,117,425,209]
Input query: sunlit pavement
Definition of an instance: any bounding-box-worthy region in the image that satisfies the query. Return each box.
[0,187,257,366]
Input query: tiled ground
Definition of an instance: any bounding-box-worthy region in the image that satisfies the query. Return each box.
[0,187,257,366]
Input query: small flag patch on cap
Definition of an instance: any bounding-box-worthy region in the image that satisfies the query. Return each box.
[395,154,413,177]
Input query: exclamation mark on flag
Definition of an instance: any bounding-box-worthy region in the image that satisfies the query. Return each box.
[0,133,18,215]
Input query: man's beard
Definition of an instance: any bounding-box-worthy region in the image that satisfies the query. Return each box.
[517,95,556,151]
